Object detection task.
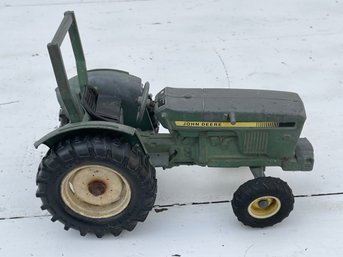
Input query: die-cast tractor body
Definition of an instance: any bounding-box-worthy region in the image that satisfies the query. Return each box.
[35,12,314,237]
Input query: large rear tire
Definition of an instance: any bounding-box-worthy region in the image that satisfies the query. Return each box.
[36,134,157,237]
[231,177,294,228]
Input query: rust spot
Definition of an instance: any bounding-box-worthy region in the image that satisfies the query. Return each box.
[88,180,107,196]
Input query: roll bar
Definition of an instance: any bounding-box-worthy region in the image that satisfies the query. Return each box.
[47,11,87,122]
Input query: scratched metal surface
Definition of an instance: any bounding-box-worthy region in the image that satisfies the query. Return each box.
[0,0,343,256]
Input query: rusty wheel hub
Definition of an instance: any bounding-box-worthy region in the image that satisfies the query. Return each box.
[60,165,131,218]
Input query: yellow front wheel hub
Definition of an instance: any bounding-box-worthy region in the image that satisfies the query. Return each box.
[247,196,281,219]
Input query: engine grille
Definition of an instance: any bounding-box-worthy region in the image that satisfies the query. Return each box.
[243,131,268,154]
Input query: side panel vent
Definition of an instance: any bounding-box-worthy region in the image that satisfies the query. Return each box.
[243,131,268,154]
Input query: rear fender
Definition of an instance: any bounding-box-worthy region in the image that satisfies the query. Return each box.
[34,121,147,153]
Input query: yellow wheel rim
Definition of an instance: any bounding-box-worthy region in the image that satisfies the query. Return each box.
[247,196,281,219]
[60,165,131,219]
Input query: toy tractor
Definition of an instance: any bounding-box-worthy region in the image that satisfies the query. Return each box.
[35,12,314,238]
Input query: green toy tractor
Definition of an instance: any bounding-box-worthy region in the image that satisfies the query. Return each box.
[35,12,314,237]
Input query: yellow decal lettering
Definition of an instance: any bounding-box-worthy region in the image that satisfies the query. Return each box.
[174,121,279,128]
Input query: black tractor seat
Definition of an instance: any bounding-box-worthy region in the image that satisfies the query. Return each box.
[82,85,122,122]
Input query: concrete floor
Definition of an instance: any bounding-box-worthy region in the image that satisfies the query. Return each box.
[0,0,343,256]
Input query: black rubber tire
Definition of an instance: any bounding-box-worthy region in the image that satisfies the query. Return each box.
[36,134,157,237]
[231,177,294,228]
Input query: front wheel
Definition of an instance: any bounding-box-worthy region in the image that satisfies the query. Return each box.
[231,177,294,228]
[36,134,157,237]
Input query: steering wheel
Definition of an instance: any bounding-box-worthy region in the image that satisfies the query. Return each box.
[136,82,150,123]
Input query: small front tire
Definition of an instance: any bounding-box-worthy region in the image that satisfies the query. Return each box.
[231,177,294,228]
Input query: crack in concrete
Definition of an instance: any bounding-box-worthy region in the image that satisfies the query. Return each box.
[295,192,343,198]
[214,49,230,88]
[153,191,343,209]
[0,214,51,221]
[0,100,19,106]
[0,192,342,221]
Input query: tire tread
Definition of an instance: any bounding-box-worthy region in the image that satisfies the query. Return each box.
[231,176,294,228]
[36,134,157,238]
